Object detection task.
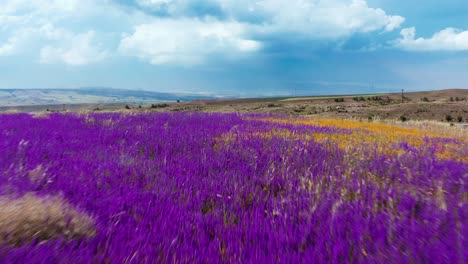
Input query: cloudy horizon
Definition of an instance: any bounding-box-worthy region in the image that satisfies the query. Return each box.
[1,0,467,96]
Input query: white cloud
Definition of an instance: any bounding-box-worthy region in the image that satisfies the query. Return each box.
[40,31,107,65]
[133,0,405,38]
[396,27,468,51]
[0,0,92,16]
[136,0,174,9]
[0,0,120,64]
[119,0,404,65]
[218,0,405,38]
[0,23,109,64]
[385,15,405,32]
[1,0,406,65]
[0,36,19,55]
[119,18,261,65]
[0,28,34,56]
[128,0,405,39]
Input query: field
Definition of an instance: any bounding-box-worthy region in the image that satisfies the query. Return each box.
[0,112,466,262]
[1,89,467,123]
[170,89,468,122]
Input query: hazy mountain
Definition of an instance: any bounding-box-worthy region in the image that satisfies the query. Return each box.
[0,88,214,106]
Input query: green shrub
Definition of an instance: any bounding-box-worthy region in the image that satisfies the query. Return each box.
[151,103,169,109]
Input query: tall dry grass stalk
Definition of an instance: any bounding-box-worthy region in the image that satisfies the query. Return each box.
[0,193,95,246]
[380,119,468,141]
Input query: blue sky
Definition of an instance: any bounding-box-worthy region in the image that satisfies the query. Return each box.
[0,0,467,96]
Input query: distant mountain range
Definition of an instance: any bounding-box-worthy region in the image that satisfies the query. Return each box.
[0,88,215,106]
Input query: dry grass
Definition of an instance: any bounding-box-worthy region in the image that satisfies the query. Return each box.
[31,112,50,119]
[379,119,468,141]
[0,193,95,246]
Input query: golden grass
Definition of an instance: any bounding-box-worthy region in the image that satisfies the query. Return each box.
[239,116,468,162]
[0,193,95,246]
[31,112,51,119]
[379,119,468,141]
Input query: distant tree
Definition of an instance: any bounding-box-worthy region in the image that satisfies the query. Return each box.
[177,100,180,103]
[421,97,429,102]
[125,105,131,110]
[138,105,142,109]
[457,116,463,123]
[450,97,454,102]
[151,103,169,109]
[400,115,408,122]
[445,115,453,122]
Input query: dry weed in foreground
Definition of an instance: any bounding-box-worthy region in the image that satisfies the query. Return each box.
[0,193,95,246]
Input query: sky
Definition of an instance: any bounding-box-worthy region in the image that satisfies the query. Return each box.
[0,0,467,97]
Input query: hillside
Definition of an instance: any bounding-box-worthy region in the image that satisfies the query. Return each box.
[141,89,468,122]
[0,88,211,106]
[1,89,467,122]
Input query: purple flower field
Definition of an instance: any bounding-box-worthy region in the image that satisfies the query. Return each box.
[0,113,466,263]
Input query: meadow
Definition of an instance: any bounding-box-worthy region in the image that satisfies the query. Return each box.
[0,112,466,263]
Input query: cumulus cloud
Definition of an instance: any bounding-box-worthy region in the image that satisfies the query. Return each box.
[0,0,116,64]
[40,31,107,65]
[0,28,36,56]
[249,0,404,38]
[0,36,18,56]
[130,0,405,38]
[119,18,261,65]
[119,0,405,64]
[396,27,468,51]
[136,0,174,9]
[1,0,406,65]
